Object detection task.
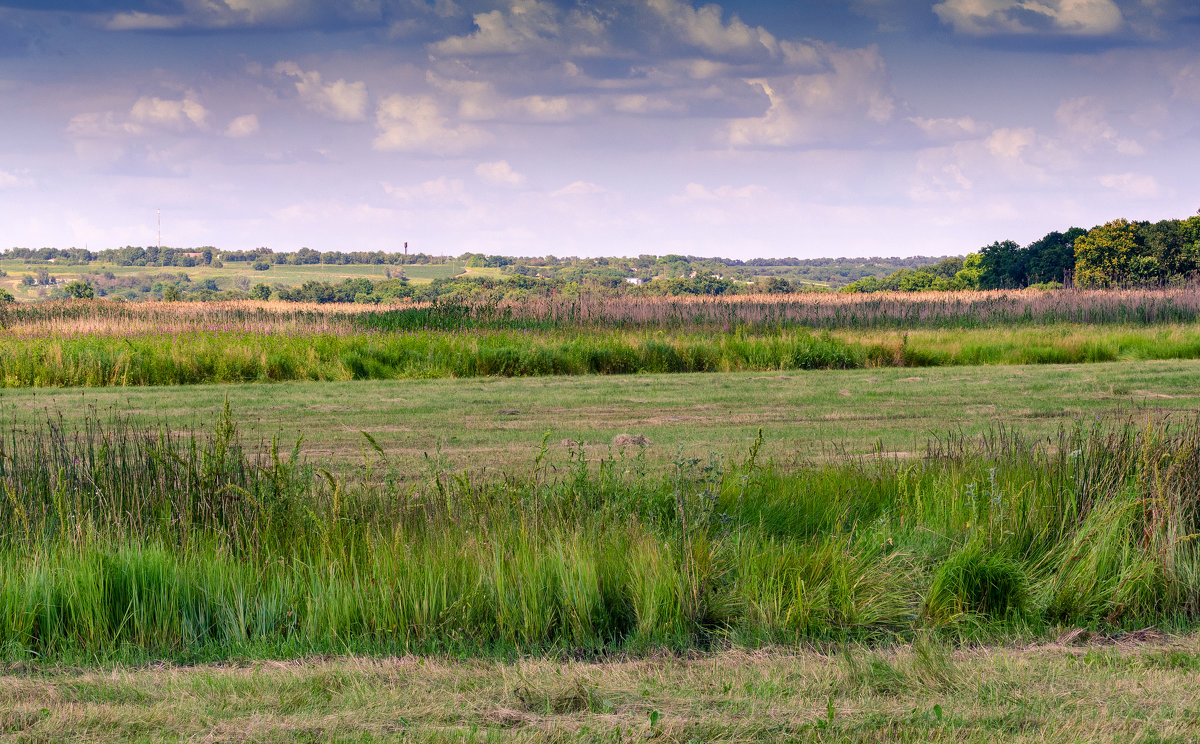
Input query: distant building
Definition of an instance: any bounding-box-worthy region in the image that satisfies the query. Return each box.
[624,277,644,285]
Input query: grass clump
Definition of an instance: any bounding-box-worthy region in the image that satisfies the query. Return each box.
[925,541,1030,623]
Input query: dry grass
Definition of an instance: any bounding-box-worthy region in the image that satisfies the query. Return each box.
[3,634,1198,742]
[488,287,1200,328]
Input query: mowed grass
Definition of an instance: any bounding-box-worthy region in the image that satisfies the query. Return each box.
[3,359,1198,473]
[4,636,1199,743]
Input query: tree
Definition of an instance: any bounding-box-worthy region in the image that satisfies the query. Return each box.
[252,261,271,271]
[1074,219,1140,288]
[250,283,271,300]
[0,288,14,303]
[63,280,94,299]
[1024,228,1084,285]
[162,284,181,302]
[955,253,982,289]
[976,240,1023,289]
[761,276,793,294]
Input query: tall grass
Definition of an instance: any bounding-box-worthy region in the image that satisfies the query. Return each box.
[1,408,1199,662]
[5,324,1200,387]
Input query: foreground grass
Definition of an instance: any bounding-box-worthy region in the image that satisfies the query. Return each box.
[4,635,1199,742]
[3,406,1200,663]
[5,360,1199,472]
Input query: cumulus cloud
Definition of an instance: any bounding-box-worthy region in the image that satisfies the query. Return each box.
[225,114,260,138]
[728,45,896,148]
[130,94,209,130]
[67,94,209,143]
[645,0,777,59]
[276,62,368,122]
[373,95,491,154]
[933,0,1124,36]
[475,160,526,187]
[431,0,606,56]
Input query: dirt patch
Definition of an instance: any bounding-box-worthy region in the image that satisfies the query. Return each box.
[612,433,651,447]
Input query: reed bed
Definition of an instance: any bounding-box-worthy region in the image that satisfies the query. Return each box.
[1,409,1199,662]
[479,287,1200,330]
[4,289,1200,339]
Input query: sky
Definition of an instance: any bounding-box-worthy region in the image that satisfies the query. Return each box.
[1,0,1198,259]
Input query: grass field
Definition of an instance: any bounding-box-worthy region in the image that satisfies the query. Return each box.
[4,634,1198,743]
[4,294,1200,742]
[3,360,1198,472]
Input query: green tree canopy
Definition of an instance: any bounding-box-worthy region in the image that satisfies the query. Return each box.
[1074,218,1140,288]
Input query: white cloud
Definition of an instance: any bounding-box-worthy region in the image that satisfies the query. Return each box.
[373,95,491,154]
[1054,96,1143,154]
[646,0,778,58]
[130,95,209,130]
[1098,172,1161,199]
[985,127,1038,160]
[275,62,368,122]
[933,0,1124,36]
[475,160,526,187]
[225,114,260,138]
[728,45,895,148]
[0,169,26,189]
[431,0,588,56]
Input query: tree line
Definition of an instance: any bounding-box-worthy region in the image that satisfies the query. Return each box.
[844,215,1200,293]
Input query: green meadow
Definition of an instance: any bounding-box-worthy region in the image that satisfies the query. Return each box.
[3,295,1200,742]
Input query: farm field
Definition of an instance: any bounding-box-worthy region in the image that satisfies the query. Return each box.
[3,359,1200,473]
[4,634,1199,743]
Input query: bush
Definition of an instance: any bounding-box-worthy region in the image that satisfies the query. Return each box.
[252,261,271,271]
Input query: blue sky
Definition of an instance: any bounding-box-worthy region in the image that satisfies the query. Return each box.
[1,0,1197,258]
